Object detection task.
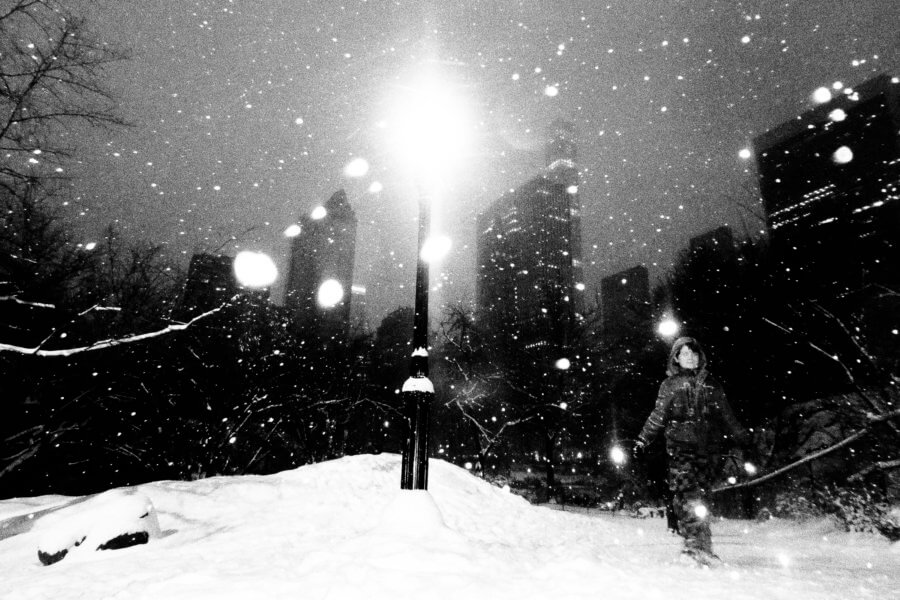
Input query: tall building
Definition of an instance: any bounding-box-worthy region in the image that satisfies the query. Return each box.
[176,253,239,320]
[754,73,900,297]
[476,120,585,352]
[285,189,358,340]
[600,265,650,341]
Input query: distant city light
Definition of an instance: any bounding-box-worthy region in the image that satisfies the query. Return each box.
[234,251,278,288]
[317,279,344,308]
[311,206,327,220]
[344,157,369,178]
[832,146,853,164]
[657,318,680,338]
[283,223,302,237]
[812,87,832,104]
[739,147,752,160]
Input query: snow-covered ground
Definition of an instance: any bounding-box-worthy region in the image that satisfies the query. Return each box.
[1,454,897,600]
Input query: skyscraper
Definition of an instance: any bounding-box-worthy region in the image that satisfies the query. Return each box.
[285,189,358,340]
[600,265,651,341]
[476,120,585,351]
[175,253,239,320]
[754,73,900,297]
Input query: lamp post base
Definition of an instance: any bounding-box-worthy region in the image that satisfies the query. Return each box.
[400,376,433,490]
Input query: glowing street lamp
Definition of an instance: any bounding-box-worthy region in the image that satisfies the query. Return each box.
[389,67,473,490]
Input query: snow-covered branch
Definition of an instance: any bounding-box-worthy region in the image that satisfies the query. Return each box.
[0,306,224,357]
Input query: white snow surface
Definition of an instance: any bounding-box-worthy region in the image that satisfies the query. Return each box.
[0,454,897,600]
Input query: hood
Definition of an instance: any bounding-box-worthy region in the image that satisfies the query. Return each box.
[666,336,708,377]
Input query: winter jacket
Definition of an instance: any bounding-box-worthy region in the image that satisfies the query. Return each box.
[638,337,749,454]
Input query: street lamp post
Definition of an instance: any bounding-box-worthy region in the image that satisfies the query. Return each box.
[386,67,472,490]
[400,193,433,490]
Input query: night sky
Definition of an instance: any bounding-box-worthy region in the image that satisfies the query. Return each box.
[64,0,899,325]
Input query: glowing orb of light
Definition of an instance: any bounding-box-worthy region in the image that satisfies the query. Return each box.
[609,445,627,466]
[283,223,302,237]
[693,503,709,519]
[344,157,370,178]
[555,357,571,370]
[832,146,853,164]
[544,85,559,97]
[421,234,452,263]
[832,81,844,91]
[744,462,758,476]
[658,318,680,338]
[575,282,586,291]
[83,242,97,251]
[464,462,473,470]
[728,476,738,485]
[294,117,304,125]
[567,185,579,194]
[368,180,383,193]
[311,206,327,220]
[234,251,278,289]
[812,87,832,104]
[828,108,847,122]
[739,147,752,160]
[317,279,344,308]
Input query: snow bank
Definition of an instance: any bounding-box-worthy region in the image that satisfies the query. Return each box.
[0,454,897,600]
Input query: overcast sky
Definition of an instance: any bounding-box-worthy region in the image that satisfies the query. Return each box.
[63,0,899,324]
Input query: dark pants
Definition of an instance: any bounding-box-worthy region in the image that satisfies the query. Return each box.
[667,446,713,553]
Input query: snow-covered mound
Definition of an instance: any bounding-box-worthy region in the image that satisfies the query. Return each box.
[36,490,161,565]
[0,454,897,599]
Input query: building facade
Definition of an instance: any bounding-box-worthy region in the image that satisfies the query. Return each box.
[754,73,900,297]
[285,189,358,341]
[600,265,650,341]
[476,120,585,352]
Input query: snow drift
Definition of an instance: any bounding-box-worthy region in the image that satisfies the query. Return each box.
[0,454,898,599]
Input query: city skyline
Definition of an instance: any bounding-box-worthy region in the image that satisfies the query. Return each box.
[52,0,899,324]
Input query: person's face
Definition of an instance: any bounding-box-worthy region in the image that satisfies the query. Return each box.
[676,345,699,370]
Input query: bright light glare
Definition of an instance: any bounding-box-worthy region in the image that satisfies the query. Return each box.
[317,279,344,308]
[658,318,680,338]
[421,234,452,263]
[554,357,571,370]
[828,108,847,122]
[832,146,853,164]
[693,503,709,519]
[344,157,369,178]
[234,251,278,288]
[368,181,383,193]
[812,87,832,104]
[83,242,97,251]
[311,206,327,220]
[385,70,473,180]
[609,445,627,465]
[744,462,758,476]
[738,147,752,160]
[284,223,302,237]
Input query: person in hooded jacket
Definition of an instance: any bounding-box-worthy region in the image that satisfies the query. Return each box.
[635,336,750,566]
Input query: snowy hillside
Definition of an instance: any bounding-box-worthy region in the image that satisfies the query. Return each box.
[0,454,898,600]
